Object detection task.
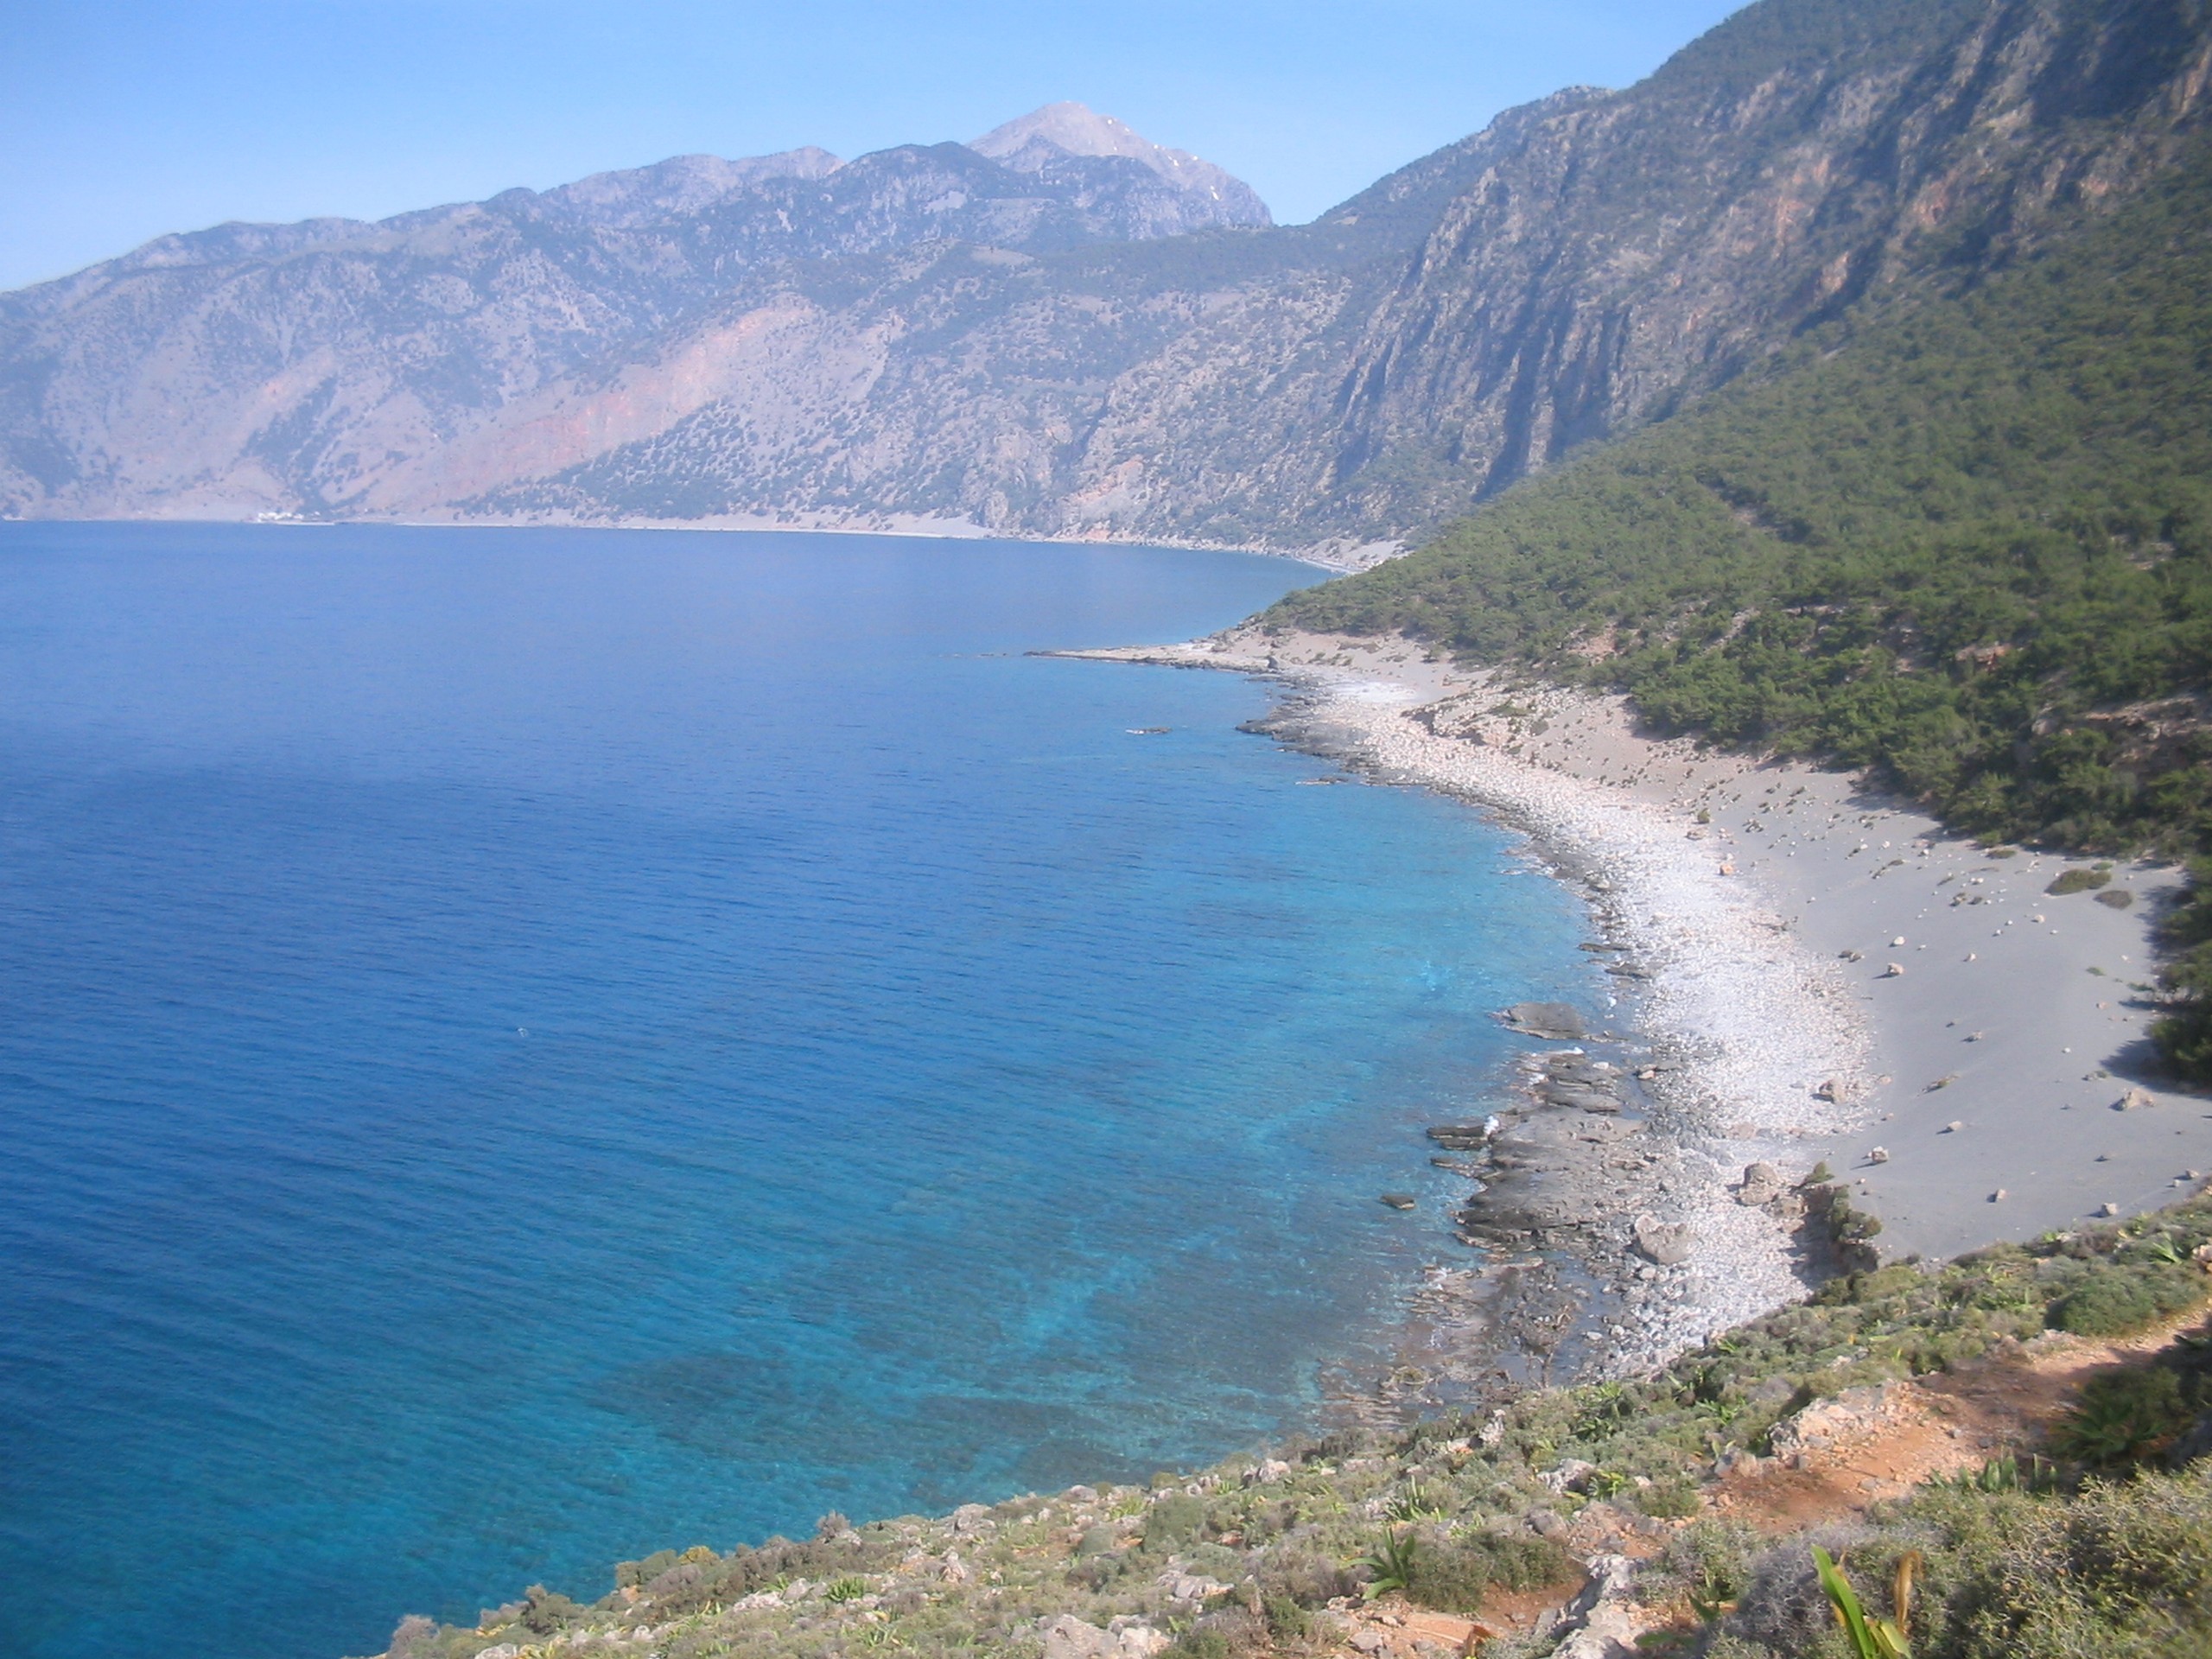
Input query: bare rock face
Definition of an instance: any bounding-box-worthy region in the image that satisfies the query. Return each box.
[6,2,2210,543]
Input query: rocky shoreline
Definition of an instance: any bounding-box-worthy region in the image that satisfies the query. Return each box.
[1058,650,1870,1416]
[1058,624,2210,1428]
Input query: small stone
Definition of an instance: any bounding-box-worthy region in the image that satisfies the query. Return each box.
[2099,1202,2122,1218]
[1944,1121,1963,1134]
[1891,935,1907,947]
[1881,963,1905,978]
[1379,1193,1418,1211]
[1814,1077,1845,1103]
[1991,1189,2007,1202]
[1867,1146,1890,1164]
[2114,1087,2156,1112]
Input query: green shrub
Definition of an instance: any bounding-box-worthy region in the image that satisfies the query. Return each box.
[1163,1630,1234,1659]
[1253,1544,1356,1609]
[2155,860,2212,1083]
[1389,1527,1577,1613]
[1143,1492,1208,1549]
[2047,1264,2206,1337]
[2051,1368,2193,1468]
[2047,868,2112,895]
[1637,1475,1703,1518]
[1660,1519,1760,1619]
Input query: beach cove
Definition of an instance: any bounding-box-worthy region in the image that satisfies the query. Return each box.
[1066,625,2212,1381]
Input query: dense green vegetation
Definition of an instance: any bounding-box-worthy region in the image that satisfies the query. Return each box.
[2158,856,2212,1076]
[1273,144,2212,860]
[376,1193,2212,1659]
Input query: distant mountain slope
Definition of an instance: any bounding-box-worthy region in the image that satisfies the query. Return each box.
[3,0,2209,545]
[1277,137,2212,855]
[0,106,1268,521]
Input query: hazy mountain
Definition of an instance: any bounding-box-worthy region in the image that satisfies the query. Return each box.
[3,0,2208,552]
[969,102,1272,224]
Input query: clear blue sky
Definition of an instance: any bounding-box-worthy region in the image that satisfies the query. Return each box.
[4,0,1748,292]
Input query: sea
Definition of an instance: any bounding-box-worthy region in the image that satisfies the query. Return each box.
[0,523,1598,1659]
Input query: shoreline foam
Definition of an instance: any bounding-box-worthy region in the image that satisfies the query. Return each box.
[1062,626,2212,1379]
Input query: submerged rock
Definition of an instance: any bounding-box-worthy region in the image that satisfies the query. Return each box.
[1501,1001,1587,1039]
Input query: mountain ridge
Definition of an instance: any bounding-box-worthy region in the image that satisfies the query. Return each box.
[4,0,2209,555]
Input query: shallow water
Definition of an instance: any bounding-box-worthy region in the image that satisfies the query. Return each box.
[0,524,1596,1659]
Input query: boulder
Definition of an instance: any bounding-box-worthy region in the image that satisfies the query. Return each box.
[1040,1615,1106,1659]
[1502,1001,1586,1039]
[1156,1571,1226,1605]
[1768,1381,1917,1460]
[1538,1458,1599,1496]
[1552,1555,1649,1659]
[1107,1620,1169,1659]
[1631,1213,1696,1266]
[1738,1162,1784,1206]
[950,1503,994,1535]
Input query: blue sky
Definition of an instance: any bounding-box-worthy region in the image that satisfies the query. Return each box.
[4,0,1746,292]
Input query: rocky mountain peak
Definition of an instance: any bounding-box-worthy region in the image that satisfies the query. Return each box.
[968,102,1268,219]
[540,146,845,227]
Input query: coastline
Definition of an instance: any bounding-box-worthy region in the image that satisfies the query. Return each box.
[19,506,1403,575]
[1062,625,2212,1382]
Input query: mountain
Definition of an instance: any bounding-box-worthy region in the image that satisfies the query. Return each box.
[0,105,1268,523]
[968,101,1272,224]
[3,0,2209,550]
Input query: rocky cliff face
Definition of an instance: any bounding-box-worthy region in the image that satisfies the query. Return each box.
[5,0,2209,549]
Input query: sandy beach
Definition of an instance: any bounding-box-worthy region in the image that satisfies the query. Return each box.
[1067,625,2212,1376]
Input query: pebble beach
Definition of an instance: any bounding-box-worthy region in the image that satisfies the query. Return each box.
[1066,626,2212,1378]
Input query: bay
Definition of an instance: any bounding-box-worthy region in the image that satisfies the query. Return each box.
[0,523,1593,1659]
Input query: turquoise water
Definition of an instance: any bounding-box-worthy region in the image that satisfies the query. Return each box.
[0,524,1596,1659]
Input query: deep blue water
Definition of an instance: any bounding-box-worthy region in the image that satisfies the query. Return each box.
[0,523,1596,1659]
